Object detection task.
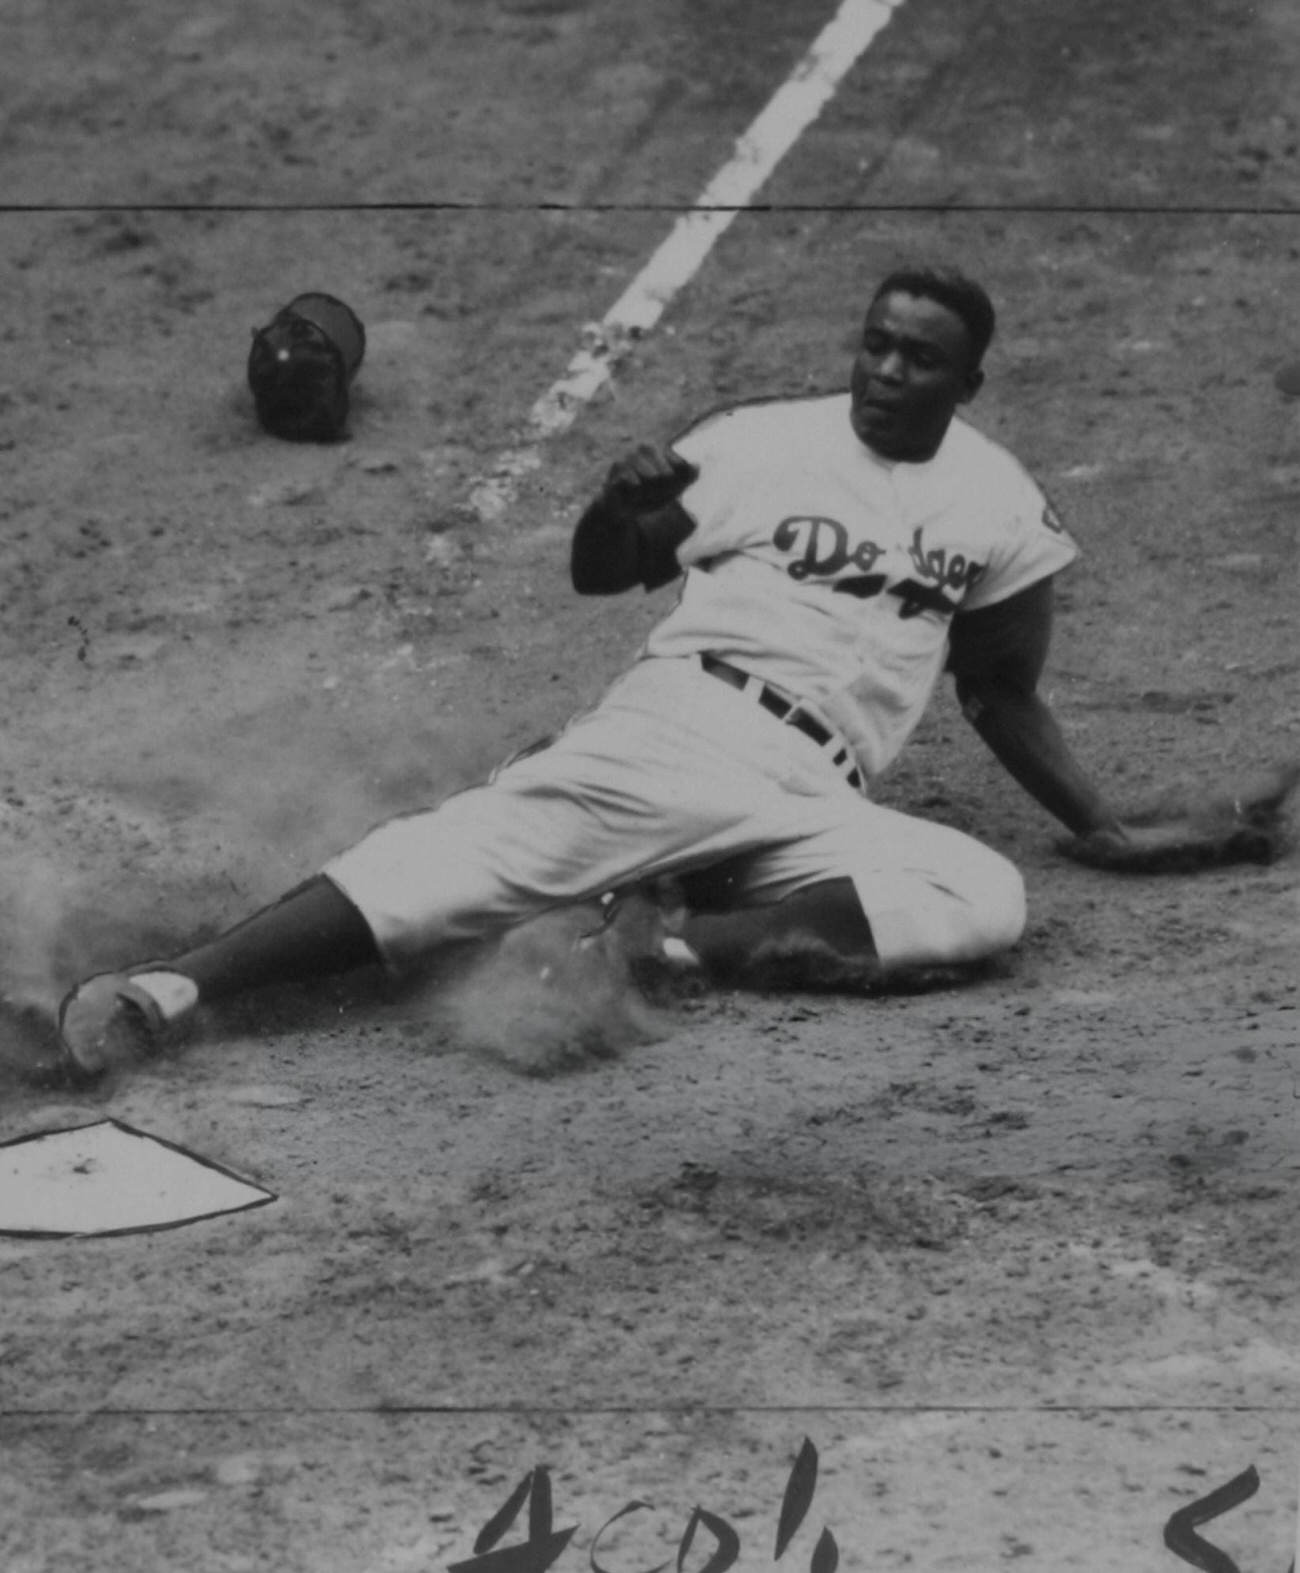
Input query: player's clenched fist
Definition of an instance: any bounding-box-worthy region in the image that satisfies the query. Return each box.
[601,443,700,512]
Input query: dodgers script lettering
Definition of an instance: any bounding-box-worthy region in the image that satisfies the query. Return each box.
[773,516,884,581]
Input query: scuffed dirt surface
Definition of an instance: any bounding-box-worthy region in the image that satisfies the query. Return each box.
[2,1,1299,1570]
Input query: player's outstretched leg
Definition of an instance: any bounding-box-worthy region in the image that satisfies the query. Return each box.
[56,876,381,1082]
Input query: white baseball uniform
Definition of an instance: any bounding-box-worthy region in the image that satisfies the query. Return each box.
[325,393,1077,973]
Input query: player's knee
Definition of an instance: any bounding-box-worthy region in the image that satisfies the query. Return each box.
[855,841,1025,972]
[969,848,1026,954]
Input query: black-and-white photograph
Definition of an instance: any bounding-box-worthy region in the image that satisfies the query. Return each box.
[2,1,1298,1567]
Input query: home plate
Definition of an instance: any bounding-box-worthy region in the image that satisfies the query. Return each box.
[0,1119,275,1237]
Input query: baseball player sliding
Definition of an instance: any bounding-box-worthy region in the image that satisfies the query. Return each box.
[56,265,1296,1080]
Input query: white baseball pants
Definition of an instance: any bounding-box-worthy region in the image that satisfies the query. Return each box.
[324,655,1026,972]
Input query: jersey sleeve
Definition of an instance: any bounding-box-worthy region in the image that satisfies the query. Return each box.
[959,463,1080,612]
[668,403,771,567]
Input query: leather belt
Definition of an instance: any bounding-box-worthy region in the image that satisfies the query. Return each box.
[699,653,863,790]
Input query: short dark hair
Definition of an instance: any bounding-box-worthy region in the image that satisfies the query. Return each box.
[870,267,997,368]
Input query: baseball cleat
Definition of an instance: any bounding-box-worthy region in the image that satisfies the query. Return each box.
[576,881,703,974]
[642,878,703,975]
[56,969,199,1083]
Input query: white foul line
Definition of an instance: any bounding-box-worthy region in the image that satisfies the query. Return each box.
[464,0,903,526]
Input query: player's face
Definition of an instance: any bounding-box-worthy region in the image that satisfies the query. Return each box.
[849,291,984,461]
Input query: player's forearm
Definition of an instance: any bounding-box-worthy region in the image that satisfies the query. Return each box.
[959,682,1121,837]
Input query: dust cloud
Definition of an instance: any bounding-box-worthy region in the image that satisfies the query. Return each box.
[436,901,676,1077]
[0,696,494,1017]
[0,701,682,1082]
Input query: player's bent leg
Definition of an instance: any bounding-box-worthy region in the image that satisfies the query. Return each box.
[676,808,1027,988]
[854,835,1026,973]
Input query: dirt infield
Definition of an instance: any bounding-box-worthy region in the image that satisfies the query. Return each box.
[2,2,1298,1569]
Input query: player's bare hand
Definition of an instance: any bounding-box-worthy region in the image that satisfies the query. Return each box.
[602,443,699,513]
